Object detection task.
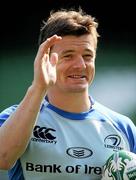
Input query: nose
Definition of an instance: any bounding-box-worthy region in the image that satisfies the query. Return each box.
[73,56,86,69]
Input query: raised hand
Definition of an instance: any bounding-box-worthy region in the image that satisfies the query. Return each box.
[33,35,62,93]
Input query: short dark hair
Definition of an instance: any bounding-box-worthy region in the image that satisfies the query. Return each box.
[38,8,99,47]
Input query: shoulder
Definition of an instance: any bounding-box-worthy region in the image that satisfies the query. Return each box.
[0,105,18,126]
[93,100,135,129]
[94,101,130,122]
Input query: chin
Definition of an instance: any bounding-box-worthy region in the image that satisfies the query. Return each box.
[66,85,88,93]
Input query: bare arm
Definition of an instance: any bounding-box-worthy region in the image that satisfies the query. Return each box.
[0,35,62,169]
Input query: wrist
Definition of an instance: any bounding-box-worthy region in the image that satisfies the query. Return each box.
[29,83,47,99]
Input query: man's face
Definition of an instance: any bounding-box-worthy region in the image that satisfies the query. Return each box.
[51,34,96,94]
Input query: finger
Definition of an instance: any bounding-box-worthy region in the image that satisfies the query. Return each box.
[36,35,62,61]
[42,53,49,63]
[40,35,62,54]
[50,53,58,66]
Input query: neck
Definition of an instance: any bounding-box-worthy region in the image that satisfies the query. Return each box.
[47,90,91,113]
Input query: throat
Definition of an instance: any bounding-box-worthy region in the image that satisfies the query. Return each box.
[47,92,91,113]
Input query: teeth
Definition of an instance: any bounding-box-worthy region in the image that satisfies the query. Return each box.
[70,75,85,78]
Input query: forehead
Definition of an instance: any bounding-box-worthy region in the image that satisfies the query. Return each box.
[52,34,95,53]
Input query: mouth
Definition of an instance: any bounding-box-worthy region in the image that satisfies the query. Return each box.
[68,75,86,79]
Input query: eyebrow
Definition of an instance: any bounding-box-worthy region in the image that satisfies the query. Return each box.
[84,48,94,54]
[61,50,75,55]
[61,48,94,55]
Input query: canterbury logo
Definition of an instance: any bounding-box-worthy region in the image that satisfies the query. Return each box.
[33,125,56,140]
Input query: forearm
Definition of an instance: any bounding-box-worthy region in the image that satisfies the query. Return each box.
[0,85,46,169]
[0,35,60,170]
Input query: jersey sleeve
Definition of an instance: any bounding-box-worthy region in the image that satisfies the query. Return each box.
[113,115,136,153]
[0,105,18,127]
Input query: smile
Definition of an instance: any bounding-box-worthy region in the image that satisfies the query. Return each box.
[68,75,86,79]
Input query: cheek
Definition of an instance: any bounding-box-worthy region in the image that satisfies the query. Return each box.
[56,62,70,76]
[88,64,95,79]
[56,66,65,81]
[88,63,95,72]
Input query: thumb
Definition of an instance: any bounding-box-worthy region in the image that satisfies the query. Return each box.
[50,53,58,66]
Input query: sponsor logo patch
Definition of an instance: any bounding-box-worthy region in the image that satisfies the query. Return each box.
[104,134,123,150]
[31,125,57,144]
[66,147,93,159]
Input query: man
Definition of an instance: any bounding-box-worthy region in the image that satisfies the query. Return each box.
[0,8,136,180]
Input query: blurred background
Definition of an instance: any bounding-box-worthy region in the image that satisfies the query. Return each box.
[0,0,135,179]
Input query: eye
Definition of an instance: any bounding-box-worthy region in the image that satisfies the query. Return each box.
[63,54,71,58]
[63,54,73,60]
[83,54,93,61]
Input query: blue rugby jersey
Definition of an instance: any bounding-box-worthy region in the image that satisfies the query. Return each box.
[0,98,136,180]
